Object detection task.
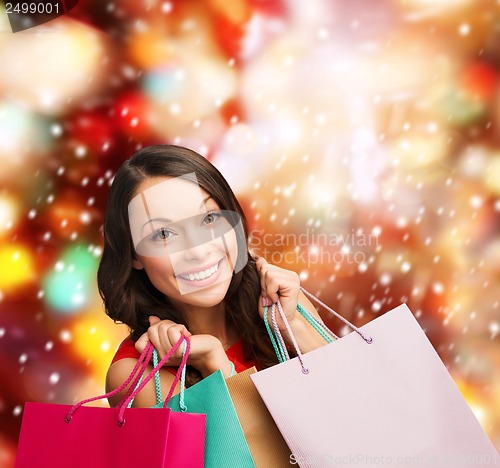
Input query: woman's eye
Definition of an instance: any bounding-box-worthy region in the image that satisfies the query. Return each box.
[203,211,222,225]
[150,228,174,241]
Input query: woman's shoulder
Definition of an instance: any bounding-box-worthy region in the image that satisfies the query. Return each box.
[106,355,179,407]
[110,336,140,365]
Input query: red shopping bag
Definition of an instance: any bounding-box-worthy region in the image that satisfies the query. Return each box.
[15,336,205,468]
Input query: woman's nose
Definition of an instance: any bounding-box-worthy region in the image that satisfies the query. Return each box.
[179,226,215,260]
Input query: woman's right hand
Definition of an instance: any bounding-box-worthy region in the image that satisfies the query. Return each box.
[135,316,232,378]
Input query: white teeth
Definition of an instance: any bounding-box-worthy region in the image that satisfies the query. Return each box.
[179,261,220,282]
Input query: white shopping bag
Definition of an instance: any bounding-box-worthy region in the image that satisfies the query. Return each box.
[251,293,499,467]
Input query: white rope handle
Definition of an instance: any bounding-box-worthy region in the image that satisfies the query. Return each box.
[270,300,310,374]
[301,287,373,344]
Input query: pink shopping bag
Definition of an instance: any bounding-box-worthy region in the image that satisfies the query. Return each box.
[119,336,205,468]
[15,402,173,468]
[251,289,499,467]
[16,336,205,468]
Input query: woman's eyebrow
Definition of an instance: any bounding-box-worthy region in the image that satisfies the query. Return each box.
[139,196,213,230]
[199,195,212,208]
[141,218,171,229]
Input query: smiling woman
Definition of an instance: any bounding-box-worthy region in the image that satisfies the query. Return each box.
[128,175,242,300]
[98,144,328,407]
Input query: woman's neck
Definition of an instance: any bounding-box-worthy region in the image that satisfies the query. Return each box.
[170,299,239,350]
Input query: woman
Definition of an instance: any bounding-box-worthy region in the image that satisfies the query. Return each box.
[99,144,327,407]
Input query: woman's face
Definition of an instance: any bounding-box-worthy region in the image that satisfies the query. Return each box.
[128,175,243,308]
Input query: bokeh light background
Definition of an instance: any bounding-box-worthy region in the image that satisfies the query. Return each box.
[1,0,500,463]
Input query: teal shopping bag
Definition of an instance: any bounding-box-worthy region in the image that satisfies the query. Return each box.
[167,370,255,468]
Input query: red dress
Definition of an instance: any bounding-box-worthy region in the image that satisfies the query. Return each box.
[110,336,260,375]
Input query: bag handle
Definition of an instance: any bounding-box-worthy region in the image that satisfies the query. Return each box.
[126,342,189,411]
[118,335,190,425]
[64,341,155,423]
[117,343,157,409]
[300,287,373,344]
[270,300,310,374]
[296,303,339,342]
[264,301,339,363]
[263,306,289,363]
[115,339,189,410]
[268,288,374,374]
[64,335,189,427]
[154,345,189,410]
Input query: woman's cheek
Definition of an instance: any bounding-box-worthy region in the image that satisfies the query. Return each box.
[144,257,177,288]
[223,230,239,273]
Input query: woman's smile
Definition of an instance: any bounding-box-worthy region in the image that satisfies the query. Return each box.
[176,258,223,282]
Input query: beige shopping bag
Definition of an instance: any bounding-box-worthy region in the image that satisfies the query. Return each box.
[226,367,292,467]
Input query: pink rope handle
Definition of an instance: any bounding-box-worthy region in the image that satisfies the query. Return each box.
[116,343,158,409]
[118,335,190,425]
[64,342,154,423]
[271,300,309,374]
[300,287,373,343]
[117,335,190,411]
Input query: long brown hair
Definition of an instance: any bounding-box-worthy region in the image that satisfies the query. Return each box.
[98,145,279,385]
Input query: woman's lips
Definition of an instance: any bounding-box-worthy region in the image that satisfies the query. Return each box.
[176,259,221,278]
[175,258,225,289]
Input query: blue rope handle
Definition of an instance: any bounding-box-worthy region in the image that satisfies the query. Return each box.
[296,303,337,343]
[153,341,188,411]
[228,360,236,377]
[153,348,163,404]
[178,343,188,411]
[264,302,337,362]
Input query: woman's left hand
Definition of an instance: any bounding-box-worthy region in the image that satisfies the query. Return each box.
[256,256,300,329]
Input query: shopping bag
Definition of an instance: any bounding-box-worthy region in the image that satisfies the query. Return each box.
[120,336,205,468]
[251,289,500,467]
[15,401,172,468]
[226,367,292,467]
[16,336,205,468]
[131,339,255,467]
[168,369,256,467]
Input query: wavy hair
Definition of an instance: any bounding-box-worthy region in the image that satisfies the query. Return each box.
[98,145,279,385]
